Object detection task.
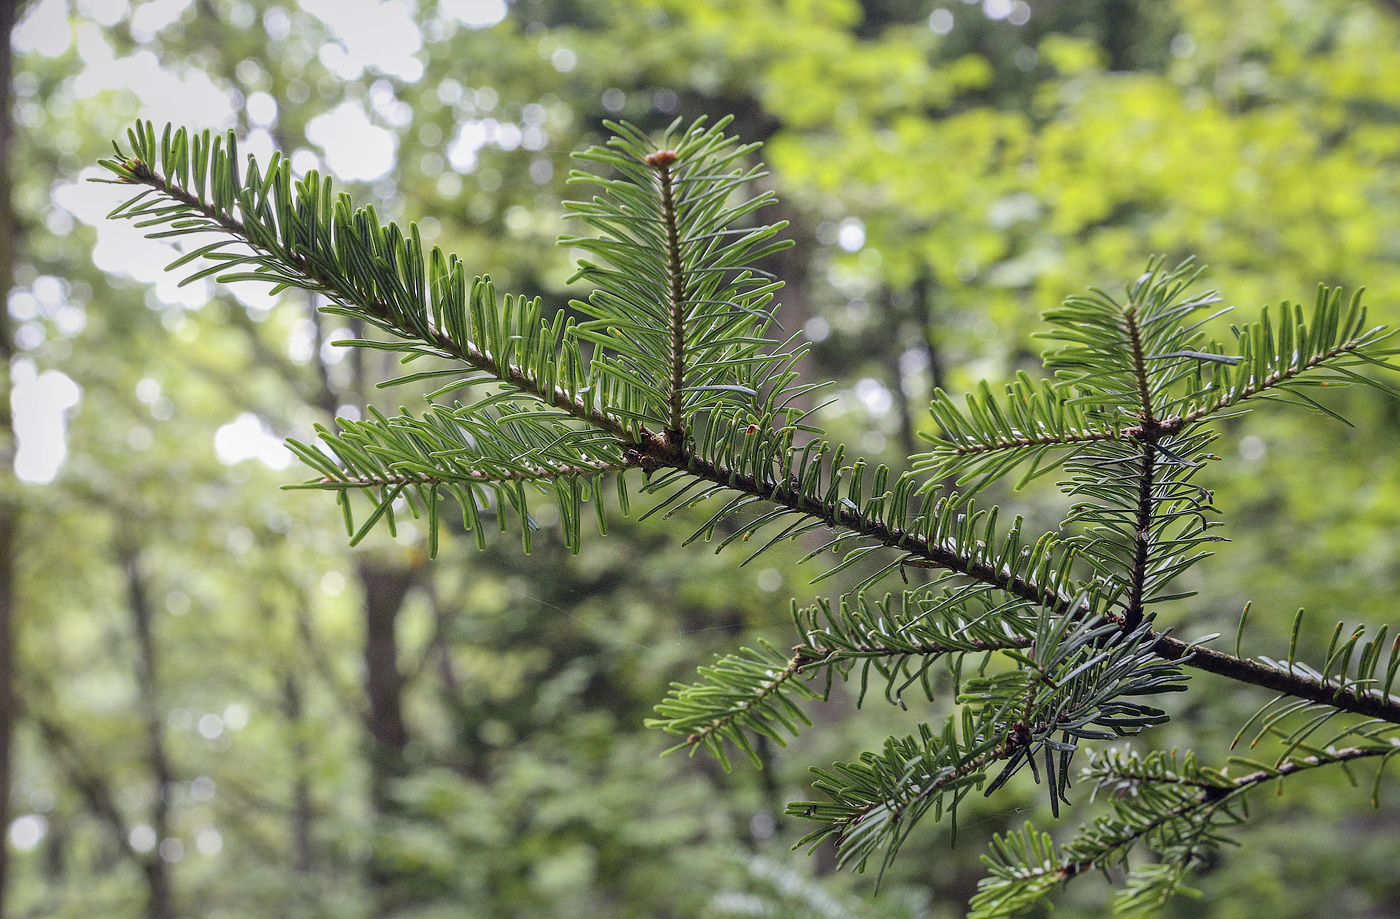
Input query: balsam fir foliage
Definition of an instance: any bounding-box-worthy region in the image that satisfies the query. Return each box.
[99,117,1400,915]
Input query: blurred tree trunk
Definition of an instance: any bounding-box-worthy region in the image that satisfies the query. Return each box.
[876,288,920,462]
[122,547,175,919]
[360,559,414,809]
[281,673,316,873]
[30,710,135,887]
[0,4,29,917]
[317,304,429,913]
[358,558,418,916]
[238,286,429,909]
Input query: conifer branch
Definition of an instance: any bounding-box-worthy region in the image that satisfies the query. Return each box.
[646,149,689,438]
[677,648,821,756]
[112,158,634,441]
[666,442,1400,725]
[1179,343,1357,425]
[1124,304,1159,426]
[107,139,1400,724]
[648,641,827,770]
[1177,290,1395,426]
[98,120,1400,912]
[973,744,1399,917]
[1123,303,1159,632]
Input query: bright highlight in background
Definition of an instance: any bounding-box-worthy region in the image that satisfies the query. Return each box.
[12,360,81,484]
[8,815,46,851]
[442,0,508,29]
[214,413,292,470]
[303,0,425,81]
[837,217,865,252]
[306,103,398,182]
[12,0,70,57]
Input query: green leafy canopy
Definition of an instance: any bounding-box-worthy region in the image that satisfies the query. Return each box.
[99,117,1400,915]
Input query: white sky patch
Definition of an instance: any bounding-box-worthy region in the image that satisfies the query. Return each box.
[246,92,278,128]
[223,703,249,730]
[550,47,576,73]
[131,0,196,41]
[303,0,425,82]
[290,148,321,177]
[33,22,243,309]
[76,0,127,26]
[214,413,292,470]
[13,359,82,484]
[71,26,235,130]
[14,0,71,57]
[442,0,508,29]
[54,170,213,309]
[198,713,224,739]
[307,102,398,182]
[448,119,491,173]
[368,79,413,128]
[447,118,524,171]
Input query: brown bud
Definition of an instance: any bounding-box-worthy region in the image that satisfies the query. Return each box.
[644,149,678,167]
[118,158,145,183]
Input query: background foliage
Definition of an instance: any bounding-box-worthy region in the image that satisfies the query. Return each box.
[6,0,1400,917]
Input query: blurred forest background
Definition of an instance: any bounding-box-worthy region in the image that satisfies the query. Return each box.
[5,0,1400,917]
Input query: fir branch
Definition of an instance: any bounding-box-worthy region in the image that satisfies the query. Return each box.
[651,585,1048,761]
[665,440,1400,727]
[972,744,1398,918]
[791,616,1186,875]
[647,148,689,436]
[109,132,1400,723]
[99,121,1400,910]
[1176,286,1400,426]
[647,641,827,771]
[105,141,634,440]
[1123,302,1159,423]
[1124,441,1156,631]
[918,373,1120,490]
[1122,301,1161,632]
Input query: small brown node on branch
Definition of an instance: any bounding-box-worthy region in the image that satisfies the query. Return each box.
[644,149,678,167]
